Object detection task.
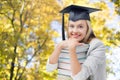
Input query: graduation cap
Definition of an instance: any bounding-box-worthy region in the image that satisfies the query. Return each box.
[60,5,101,40]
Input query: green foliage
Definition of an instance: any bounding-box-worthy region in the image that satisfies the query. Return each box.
[0,0,59,80]
[111,0,120,14]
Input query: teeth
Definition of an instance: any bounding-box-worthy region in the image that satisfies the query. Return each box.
[72,35,80,36]
[72,35,79,37]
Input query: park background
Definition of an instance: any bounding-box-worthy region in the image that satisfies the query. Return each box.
[0,0,120,80]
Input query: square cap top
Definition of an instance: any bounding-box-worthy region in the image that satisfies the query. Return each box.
[60,5,101,21]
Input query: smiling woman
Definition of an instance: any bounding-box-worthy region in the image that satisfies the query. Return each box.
[68,20,95,44]
[68,20,88,42]
[46,5,106,80]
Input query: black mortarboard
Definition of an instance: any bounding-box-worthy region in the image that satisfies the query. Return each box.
[60,5,101,40]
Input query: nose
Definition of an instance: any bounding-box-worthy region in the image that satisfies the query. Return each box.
[73,27,78,33]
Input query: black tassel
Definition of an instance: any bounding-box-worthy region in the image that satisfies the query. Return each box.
[62,13,65,40]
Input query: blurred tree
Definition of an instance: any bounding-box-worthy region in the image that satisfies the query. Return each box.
[111,0,120,15]
[0,0,59,80]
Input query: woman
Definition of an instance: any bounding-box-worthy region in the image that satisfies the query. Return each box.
[46,5,106,80]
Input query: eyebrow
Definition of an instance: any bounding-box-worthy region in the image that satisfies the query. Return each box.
[77,23,84,26]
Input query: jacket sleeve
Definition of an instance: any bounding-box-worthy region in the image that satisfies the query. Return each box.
[46,58,58,72]
[71,39,106,80]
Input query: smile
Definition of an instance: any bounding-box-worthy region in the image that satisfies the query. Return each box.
[71,34,81,38]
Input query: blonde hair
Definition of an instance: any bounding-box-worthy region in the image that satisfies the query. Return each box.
[83,20,96,43]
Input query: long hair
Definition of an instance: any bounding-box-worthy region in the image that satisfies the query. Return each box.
[83,20,96,43]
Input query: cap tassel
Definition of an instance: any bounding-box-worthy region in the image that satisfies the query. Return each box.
[62,13,65,40]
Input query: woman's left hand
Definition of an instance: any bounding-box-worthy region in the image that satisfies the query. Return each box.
[67,38,84,50]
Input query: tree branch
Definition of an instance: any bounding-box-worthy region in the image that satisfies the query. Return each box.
[20,0,25,33]
[10,44,17,80]
[15,63,21,80]
[9,2,17,80]
[17,37,48,80]
[0,12,12,20]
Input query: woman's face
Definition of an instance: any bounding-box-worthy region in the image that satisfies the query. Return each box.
[68,20,88,42]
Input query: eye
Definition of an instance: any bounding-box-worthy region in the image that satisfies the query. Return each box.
[78,25,83,28]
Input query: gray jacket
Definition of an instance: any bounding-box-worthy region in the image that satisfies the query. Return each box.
[72,38,106,80]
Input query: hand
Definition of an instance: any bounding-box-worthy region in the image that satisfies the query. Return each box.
[58,38,84,50]
[67,38,83,50]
